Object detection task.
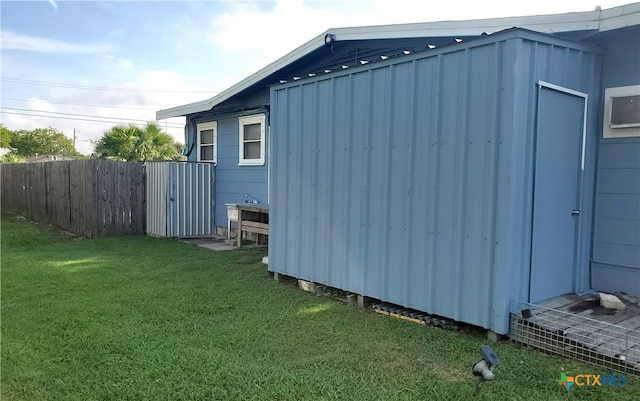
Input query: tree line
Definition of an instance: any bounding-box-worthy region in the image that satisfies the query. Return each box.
[1,123,184,163]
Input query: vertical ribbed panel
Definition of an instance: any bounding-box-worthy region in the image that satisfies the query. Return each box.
[145,162,170,237]
[167,162,215,237]
[146,162,215,238]
[269,30,601,334]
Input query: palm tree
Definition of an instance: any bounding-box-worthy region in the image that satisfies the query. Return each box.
[0,152,26,163]
[94,123,181,162]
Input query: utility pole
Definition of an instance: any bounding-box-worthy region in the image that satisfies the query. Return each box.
[73,128,77,150]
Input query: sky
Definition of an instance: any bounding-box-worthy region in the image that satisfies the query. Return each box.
[0,0,634,155]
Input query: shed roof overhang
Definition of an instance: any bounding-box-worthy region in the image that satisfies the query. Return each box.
[156,2,640,120]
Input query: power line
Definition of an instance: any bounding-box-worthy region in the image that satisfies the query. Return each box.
[1,77,220,94]
[1,97,160,111]
[1,110,185,129]
[0,107,184,128]
[1,110,152,126]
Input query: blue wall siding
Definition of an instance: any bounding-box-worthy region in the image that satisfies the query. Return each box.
[270,30,600,334]
[593,138,640,295]
[599,28,640,89]
[186,113,268,228]
[215,116,268,228]
[591,29,640,297]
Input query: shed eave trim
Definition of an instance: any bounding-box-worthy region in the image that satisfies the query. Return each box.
[331,13,600,40]
[327,3,638,40]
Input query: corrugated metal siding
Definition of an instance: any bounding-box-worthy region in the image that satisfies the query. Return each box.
[270,30,601,334]
[146,162,215,237]
[509,39,602,304]
[166,162,215,237]
[271,40,510,331]
[146,162,170,237]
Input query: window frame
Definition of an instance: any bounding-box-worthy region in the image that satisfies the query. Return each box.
[238,114,266,166]
[196,121,217,163]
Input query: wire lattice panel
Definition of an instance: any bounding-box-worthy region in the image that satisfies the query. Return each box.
[509,300,640,376]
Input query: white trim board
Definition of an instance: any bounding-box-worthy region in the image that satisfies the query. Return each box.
[538,81,589,171]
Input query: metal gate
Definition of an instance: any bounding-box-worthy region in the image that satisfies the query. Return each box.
[146,162,215,237]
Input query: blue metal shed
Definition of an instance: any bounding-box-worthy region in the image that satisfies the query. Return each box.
[157,4,640,335]
[269,28,603,335]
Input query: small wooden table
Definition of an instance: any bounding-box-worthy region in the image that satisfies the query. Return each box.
[236,204,269,248]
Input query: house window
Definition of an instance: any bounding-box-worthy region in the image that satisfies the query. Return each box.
[197,121,217,162]
[238,114,266,166]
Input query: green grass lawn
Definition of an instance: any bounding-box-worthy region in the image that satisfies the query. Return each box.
[1,213,638,401]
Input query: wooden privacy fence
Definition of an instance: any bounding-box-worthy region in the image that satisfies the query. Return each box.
[1,160,145,237]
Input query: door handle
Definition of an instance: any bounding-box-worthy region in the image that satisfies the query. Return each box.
[571,210,580,216]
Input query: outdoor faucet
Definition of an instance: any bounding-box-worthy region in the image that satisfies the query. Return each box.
[245,194,259,204]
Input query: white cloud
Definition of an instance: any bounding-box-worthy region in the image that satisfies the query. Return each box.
[48,0,58,11]
[1,31,111,54]
[99,54,136,72]
[2,110,30,129]
[209,0,341,71]
[27,97,55,113]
